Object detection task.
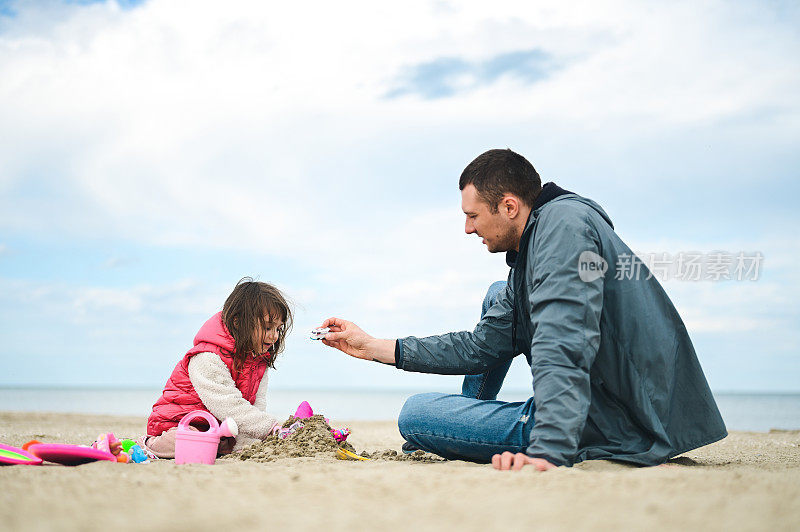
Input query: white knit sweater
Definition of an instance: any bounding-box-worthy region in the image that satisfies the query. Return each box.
[187,352,280,452]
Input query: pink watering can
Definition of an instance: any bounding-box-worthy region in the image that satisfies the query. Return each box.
[175,410,238,465]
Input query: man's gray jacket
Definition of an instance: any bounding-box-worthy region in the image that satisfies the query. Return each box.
[396,187,727,466]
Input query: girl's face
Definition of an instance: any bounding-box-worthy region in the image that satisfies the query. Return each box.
[252,316,284,355]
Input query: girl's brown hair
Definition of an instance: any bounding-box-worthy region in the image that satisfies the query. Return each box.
[221,277,293,370]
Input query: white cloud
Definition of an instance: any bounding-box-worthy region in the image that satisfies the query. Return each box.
[2,1,796,249]
[102,255,137,269]
[73,286,144,315]
[0,276,223,323]
[0,0,797,389]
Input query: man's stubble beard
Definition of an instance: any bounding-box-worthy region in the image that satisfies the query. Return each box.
[487,223,520,253]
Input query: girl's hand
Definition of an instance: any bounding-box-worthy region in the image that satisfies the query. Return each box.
[320,317,396,364]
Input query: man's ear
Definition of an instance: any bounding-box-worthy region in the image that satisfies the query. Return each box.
[501,195,520,218]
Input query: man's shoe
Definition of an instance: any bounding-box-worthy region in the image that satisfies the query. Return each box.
[402,441,420,454]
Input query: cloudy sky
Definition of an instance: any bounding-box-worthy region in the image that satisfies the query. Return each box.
[0,0,798,393]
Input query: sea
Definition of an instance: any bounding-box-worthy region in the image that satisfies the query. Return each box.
[0,387,798,432]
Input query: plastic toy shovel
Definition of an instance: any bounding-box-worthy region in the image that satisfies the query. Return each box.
[336,447,371,461]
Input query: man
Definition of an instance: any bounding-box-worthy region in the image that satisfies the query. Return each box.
[320,149,727,471]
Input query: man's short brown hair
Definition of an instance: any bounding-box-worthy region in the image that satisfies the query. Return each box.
[459,149,541,212]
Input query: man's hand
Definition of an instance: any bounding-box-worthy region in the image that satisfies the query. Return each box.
[320,317,396,364]
[491,452,557,471]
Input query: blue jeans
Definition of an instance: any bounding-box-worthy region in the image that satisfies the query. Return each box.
[461,281,512,400]
[398,281,535,462]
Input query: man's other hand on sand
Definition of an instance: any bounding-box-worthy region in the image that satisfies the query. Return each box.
[492,452,557,471]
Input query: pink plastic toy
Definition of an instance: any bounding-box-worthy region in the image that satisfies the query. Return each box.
[0,443,43,466]
[295,401,328,422]
[294,401,314,419]
[92,432,129,463]
[175,410,238,465]
[276,421,305,440]
[330,428,350,443]
[292,401,350,443]
[27,443,117,466]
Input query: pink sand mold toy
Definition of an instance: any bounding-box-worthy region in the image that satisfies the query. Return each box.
[292,401,350,443]
[295,400,315,418]
[175,410,238,465]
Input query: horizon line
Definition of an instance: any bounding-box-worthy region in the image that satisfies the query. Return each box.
[1,384,799,396]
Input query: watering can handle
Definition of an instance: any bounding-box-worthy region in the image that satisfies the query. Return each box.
[177,410,220,432]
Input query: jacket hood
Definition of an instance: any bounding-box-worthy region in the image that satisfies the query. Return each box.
[193,312,235,353]
[507,182,607,267]
[543,194,614,230]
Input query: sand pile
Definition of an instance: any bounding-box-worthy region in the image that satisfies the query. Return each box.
[228,415,443,462]
[229,415,355,462]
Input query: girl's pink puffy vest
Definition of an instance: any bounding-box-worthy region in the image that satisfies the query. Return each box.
[147,312,269,436]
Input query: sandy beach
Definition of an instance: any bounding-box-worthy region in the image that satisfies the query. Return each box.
[1,410,798,532]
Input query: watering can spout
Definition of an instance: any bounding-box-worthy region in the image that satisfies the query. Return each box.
[220,417,238,438]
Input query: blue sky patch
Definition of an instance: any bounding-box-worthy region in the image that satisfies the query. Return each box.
[387,48,555,100]
[0,0,16,17]
[0,0,145,19]
[63,0,146,7]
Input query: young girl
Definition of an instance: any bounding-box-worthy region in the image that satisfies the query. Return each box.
[142,278,292,458]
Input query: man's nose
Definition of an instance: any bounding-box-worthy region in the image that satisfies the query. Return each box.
[465,218,474,234]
